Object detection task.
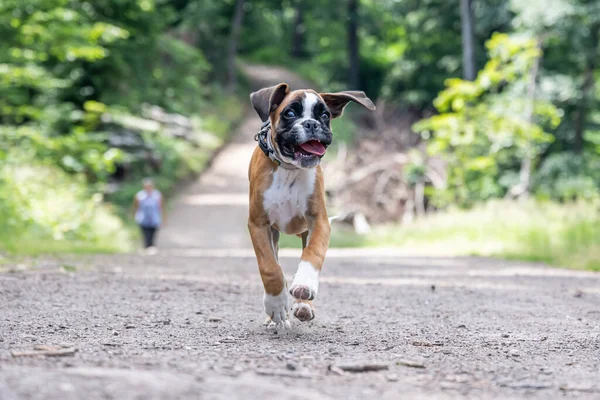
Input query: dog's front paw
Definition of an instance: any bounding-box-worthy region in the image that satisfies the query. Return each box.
[264,290,291,328]
[290,261,319,300]
[292,300,315,322]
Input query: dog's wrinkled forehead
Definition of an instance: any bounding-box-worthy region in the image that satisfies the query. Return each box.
[275,90,326,121]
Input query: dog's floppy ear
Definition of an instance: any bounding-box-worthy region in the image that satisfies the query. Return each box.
[250,83,290,122]
[320,91,376,119]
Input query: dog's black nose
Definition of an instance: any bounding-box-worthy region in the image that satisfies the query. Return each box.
[302,120,318,132]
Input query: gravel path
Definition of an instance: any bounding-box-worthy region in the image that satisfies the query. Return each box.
[1,65,600,400]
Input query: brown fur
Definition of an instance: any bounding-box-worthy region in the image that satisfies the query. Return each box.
[248,86,374,321]
[247,143,330,296]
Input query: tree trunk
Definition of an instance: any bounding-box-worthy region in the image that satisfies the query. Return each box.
[574,23,599,154]
[347,0,360,89]
[291,3,306,59]
[507,38,542,199]
[459,0,476,81]
[226,0,245,92]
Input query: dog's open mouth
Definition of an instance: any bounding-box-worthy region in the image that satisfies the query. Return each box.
[294,140,327,159]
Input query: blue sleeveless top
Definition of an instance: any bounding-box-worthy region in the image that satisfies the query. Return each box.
[135,190,162,227]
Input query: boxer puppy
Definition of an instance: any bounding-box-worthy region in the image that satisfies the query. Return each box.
[248,83,375,328]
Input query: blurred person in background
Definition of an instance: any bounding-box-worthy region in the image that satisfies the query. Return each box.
[133,178,165,255]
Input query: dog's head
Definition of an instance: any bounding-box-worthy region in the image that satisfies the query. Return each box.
[250,83,375,169]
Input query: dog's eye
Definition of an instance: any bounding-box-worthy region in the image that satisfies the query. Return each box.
[285,110,296,119]
[321,112,330,121]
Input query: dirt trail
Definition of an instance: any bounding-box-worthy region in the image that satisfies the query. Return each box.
[1,65,600,400]
[159,64,313,250]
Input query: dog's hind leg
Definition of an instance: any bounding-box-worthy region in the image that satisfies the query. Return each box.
[299,231,308,250]
[270,227,280,263]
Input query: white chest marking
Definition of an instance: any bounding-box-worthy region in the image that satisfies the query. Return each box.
[263,168,316,232]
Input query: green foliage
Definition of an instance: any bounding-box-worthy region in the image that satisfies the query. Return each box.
[512,0,600,154]
[236,0,513,104]
[96,32,210,115]
[0,0,244,255]
[0,122,121,180]
[0,154,131,254]
[414,34,562,206]
[0,0,127,123]
[533,152,600,201]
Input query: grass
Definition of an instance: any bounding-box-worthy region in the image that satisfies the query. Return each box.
[279,199,600,271]
[0,201,135,257]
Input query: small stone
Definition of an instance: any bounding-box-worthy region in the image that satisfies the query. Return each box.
[125,324,136,329]
[387,373,399,382]
[209,317,223,322]
[457,324,467,329]
[502,334,510,338]
[112,331,119,336]
[286,363,297,371]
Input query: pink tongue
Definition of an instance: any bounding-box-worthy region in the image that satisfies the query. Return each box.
[299,140,326,156]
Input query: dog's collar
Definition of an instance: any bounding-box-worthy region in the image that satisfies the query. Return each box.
[254,121,296,170]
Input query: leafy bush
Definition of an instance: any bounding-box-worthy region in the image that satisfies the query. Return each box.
[414,34,562,207]
[0,1,237,255]
[98,34,211,116]
[0,155,131,254]
[533,152,600,201]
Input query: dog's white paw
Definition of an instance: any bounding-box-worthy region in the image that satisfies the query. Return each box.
[264,290,290,328]
[263,317,291,329]
[292,300,315,322]
[290,261,319,300]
